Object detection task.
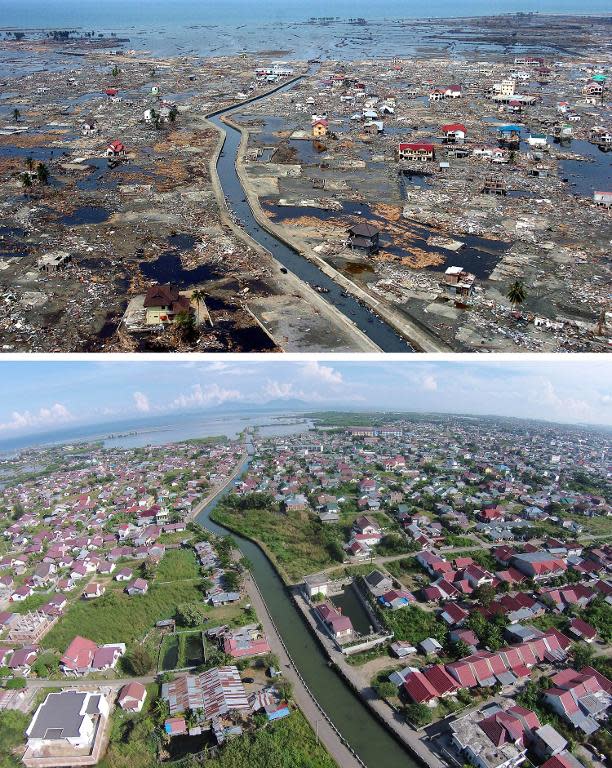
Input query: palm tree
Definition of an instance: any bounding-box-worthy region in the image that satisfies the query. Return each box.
[507,280,526,313]
[20,172,32,190]
[174,310,196,342]
[25,156,35,172]
[191,288,207,325]
[36,163,50,185]
[152,696,170,722]
[12,108,20,122]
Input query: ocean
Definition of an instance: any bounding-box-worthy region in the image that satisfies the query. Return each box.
[0,0,609,60]
[0,411,314,453]
[1,0,609,28]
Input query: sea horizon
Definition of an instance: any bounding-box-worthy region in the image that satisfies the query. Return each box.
[1,0,610,30]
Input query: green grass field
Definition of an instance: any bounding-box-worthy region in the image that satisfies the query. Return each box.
[154,548,200,582]
[211,505,339,582]
[41,580,204,652]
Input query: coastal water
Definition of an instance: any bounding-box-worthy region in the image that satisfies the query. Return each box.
[2,0,609,28]
[1,0,609,60]
[0,411,313,452]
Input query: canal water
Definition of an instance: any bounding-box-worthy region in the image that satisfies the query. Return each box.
[207,79,413,352]
[197,447,416,768]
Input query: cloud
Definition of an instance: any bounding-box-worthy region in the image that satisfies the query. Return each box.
[169,383,243,410]
[0,403,73,433]
[133,391,151,413]
[422,375,438,392]
[262,379,302,400]
[301,361,343,385]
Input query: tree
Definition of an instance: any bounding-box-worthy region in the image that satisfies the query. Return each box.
[405,702,432,726]
[36,163,49,185]
[275,677,293,700]
[191,288,207,325]
[126,647,153,676]
[176,601,209,627]
[375,681,397,699]
[474,584,496,607]
[174,310,197,342]
[454,640,471,660]
[507,280,526,312]
[223,569,240,592]
[141,557,156,580]
[152,696,170,724]
[111,64,120,77]
[20,172,32,190]
[169,105,179,123]
[12,108,20,122]
[5,677,26,689]
[572,642,594,670]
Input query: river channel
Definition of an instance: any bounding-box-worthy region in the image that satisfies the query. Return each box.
[196,444,416,768]
[207,78,414,352]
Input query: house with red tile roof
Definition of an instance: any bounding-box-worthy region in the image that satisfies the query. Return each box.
[440,602,469,627]
[543,667,612,734]
[568,617,597,643]
[315,602,354,641]
[118,681,147,712]
[60,636,125,676]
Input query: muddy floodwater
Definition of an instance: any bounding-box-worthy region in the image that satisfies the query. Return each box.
[263,198,510,279]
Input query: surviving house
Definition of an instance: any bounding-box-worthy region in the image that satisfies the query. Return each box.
[510,552,567,581]
[315,602,354,641]
[450,703,540,768]
[312,119,329,137]
[441,266,476,304]
[442,123,467,142]
[117,681,147,712]
[347,223,381,254]
[143,284,192,326]
[105,140,126,159]
[398,142,436,162]
[543,668,612,734]
[24,690,110,767]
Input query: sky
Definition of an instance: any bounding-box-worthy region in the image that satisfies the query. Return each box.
[0,358,610,439]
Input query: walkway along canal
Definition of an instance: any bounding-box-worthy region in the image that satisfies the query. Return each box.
[196,446,418,768]
[206,78,414,353]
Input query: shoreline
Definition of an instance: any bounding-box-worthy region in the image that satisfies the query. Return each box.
[2,11,611,32]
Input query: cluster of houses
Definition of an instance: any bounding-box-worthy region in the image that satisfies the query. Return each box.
[0,440,243,679]
[162,664,289,742]
[449,698,590,768]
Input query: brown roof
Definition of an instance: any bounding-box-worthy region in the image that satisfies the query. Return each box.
[348,223,380,238]
[144,284,180,308]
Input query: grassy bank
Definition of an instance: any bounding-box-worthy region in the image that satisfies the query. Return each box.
[210,503,341,583]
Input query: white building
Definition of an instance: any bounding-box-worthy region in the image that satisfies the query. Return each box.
[25,690,109,760]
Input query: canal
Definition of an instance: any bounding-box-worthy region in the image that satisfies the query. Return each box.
[207,78,413,353]
[197,446,416,768]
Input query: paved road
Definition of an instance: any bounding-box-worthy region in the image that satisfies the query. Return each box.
[26,675,155,690]
[242,571,363,768]
[187,449,247,522]
[293,591,446,768]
